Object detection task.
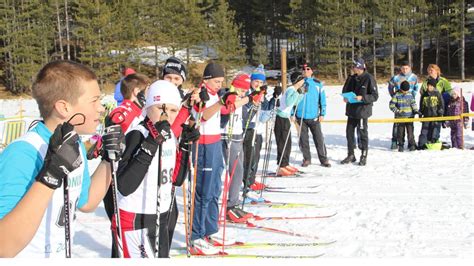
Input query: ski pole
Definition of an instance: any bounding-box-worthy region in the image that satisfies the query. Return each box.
[183,116,198,257]
[220,111,236,253]
[63,176,71,258]
[62,113,88,258]
[189,102,204,245]
[105,125,125,258]
[182,170,191,257]
[274,89,306,175]
[154,104,168,258]
[260,95,279,184]
[218,112,235,223]
[259,104,278,200]
[154,143,162,258]
[241,105,261,210]
[217,99,257,212]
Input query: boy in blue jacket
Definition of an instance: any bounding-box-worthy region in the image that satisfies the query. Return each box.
[389,81,419,152]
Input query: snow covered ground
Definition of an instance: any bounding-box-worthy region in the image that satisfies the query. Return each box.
[0,81,473,261]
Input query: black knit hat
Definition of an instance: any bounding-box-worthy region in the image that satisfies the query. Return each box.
[290,71,304,84]
[162,57,187,81]
[400,80,410,92]
[353,58,366,70]
[401,61,411,67]
[427,78,437,88]
[203,62,225,80]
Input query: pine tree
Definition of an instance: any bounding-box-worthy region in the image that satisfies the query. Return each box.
[74,0,118,85]
[252,34,269,66]
[228,0,267,63]
[181,0,208,66]
[0,1,16,91]
[112,0,149,73]
[208,0,245,82]
[316,0,352,81]
[285,0,315,64]
[0,0,54,94]
[447,0,471,80]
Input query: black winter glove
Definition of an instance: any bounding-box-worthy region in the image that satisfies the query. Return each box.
[247,90,263,104]
[199,86,210,103]
[146,119,172,145]
[180,124,200,149]
[136,90,146,109]
[220,91,238,109]
[36,122,82,189]
[273,86,282,98]
[101,125,125,162]
[182,92,193,109]
[297,83,308,94]
[217,87,230,98]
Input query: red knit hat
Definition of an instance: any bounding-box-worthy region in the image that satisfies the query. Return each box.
[231,73,251,91]
[123,68,136,76]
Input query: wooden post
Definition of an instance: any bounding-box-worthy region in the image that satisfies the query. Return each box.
[281,48,287,90]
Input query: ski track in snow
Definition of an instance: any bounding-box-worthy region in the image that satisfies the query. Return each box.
[1,82,473,258]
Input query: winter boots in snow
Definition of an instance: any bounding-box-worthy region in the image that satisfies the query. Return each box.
[301,160,311,167]
[249,181,266,191]
[227,206,253,223]
[321,161,331,168]
[340,154,356,164]
[359,150,368,166]
[391,141,398,150]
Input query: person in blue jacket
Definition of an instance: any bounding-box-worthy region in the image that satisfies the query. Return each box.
[387,61,419,149]
[114,66,136,105]
[0,60,124,257]
[295,63,330,168]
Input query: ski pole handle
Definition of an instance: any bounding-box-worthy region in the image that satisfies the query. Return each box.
[103,124,123,162]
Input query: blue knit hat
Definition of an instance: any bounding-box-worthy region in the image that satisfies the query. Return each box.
[251,64,266,82]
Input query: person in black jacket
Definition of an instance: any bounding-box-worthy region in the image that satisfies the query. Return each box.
[417,78,444,149]
[341,58,379,166]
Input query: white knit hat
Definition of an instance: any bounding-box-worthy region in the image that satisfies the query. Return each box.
[144,80,182,111]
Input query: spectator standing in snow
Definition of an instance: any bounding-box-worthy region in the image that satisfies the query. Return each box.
[340,58,378,166]
[389,81,419,152]
[387,61,419,149]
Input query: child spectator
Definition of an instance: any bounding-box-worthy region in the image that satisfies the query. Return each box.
[418,78,444,149]
[389,81,419,152]
[446,87,469,149]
